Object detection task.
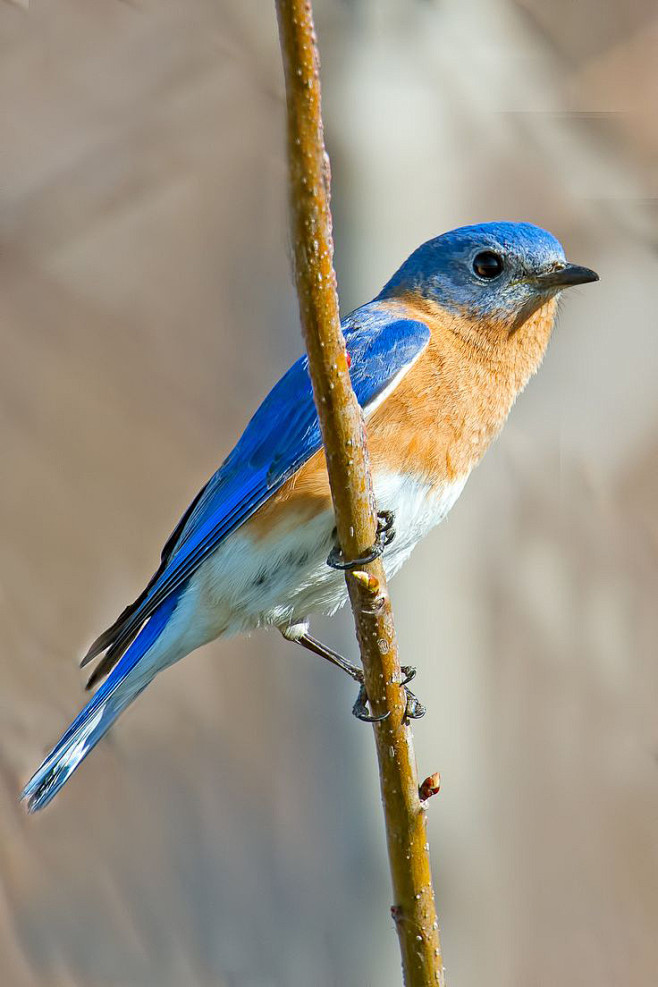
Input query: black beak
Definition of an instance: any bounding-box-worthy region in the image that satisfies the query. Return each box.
[534,263,599,289]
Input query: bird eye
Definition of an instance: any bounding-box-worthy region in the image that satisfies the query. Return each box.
[472,251,504,280]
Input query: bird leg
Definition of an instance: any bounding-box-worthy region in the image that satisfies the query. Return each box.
[326,510,396,571]
[285,630,425,723]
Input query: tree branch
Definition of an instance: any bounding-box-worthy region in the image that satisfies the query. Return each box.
[274,3,445,984]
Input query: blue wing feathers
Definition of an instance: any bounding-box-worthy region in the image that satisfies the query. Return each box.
[83,305,430,677]
[172,308,429,554]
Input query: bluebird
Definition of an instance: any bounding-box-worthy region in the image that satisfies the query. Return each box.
[22,222,598,811]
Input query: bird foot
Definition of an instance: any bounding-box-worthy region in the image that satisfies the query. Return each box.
[352,684,390,722]
[399,665,426,721]
[327,510,396,571]
[350,664,426,723]
[402,689,426,721]
[289,631,425,725]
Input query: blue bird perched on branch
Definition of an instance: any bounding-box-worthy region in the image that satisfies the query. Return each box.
[22,221,598,812]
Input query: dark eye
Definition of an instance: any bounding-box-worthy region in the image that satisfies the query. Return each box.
[472,250,504,280]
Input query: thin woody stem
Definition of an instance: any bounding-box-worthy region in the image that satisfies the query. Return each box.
[274,3,445,984]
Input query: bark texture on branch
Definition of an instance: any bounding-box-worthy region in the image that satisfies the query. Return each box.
[274,3,445,984]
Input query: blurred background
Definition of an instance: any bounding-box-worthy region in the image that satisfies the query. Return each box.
[1,1,657,985]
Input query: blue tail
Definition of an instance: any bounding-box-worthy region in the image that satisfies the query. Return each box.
[22,591,180,812]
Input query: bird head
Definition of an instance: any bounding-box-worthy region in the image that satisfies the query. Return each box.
[378,222,598,337]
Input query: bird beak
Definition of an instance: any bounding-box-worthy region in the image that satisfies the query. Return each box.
[534,263,599,289]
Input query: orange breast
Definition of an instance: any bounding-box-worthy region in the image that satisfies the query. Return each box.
[246,294,557,542]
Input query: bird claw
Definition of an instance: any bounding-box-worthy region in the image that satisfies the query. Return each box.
[352,683,390,723]
[400,665,425,718]
[327,510,396,571]
[351,666,426,724]
[376,510,396,546]
[403,688,426,721]
[290,628,424,725]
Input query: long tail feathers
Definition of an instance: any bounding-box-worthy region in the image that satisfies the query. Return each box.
[22,590,180,813]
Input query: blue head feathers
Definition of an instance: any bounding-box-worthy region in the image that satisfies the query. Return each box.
[377,222,594,321]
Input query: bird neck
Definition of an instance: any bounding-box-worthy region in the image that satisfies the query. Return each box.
[397,293,558,395]
[366,293,559,485]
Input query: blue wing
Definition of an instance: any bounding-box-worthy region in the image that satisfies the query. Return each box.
[83,302,430,682]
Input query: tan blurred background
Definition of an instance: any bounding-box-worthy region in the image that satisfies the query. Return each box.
[1,1,657,985]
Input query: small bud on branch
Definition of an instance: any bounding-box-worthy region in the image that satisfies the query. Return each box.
[419,772,442,803]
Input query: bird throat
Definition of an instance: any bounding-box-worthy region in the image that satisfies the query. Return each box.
[369,293,559,484]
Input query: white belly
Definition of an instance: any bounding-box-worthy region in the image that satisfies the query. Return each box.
[182,471,468,642]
